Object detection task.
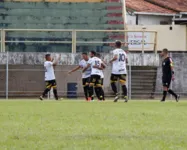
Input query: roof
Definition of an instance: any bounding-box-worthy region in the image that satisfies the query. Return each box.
[126,0,187,14]
[146,0,187,12]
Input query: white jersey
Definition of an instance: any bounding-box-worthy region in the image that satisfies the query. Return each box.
[79,59,91,78]
[100,71,104,78]
[100,60,105,78]
[44,61,55,81]
[88,57,103,76]
[112,48,127,75]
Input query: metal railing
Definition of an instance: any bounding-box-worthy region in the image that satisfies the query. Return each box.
[0,29,158,53]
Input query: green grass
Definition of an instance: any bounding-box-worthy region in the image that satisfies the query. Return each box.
[0,99,187,150]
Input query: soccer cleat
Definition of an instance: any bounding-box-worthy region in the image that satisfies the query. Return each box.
[91,96,94,101]
[124,96,128,103]
[176,95,180,102]
[39,96,43,101]
[87,97,91,101]
[58,98,63,101]
[99,95,103,101]
[114,95,119,102]
[160,99,165,102]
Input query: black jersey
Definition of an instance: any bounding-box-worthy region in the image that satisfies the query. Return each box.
[162,57,173,79]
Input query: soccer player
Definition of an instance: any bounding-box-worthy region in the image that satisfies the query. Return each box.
[39,54,60,100]
[68,53,91,101]
[160,48,180,102]
[96,53,106,101]
[83,51,105,101]
[109,40,128,102]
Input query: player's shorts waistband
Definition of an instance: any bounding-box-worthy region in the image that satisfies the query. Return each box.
[45,79,56,81]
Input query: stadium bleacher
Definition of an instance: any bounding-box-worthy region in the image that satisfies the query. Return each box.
[0,0,124,52]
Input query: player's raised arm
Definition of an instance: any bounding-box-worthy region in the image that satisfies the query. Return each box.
[52,54,61,66]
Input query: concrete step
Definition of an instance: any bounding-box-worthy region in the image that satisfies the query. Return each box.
[131,89,154,92]
[131,72,157,76]
[131,84,155,87]
[131,81,156,84]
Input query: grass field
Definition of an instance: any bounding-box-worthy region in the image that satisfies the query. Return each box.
[0,99,187,150]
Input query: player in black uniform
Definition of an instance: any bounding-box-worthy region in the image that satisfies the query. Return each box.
[160,48,180,102]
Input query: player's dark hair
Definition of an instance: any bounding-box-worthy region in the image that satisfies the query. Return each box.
[45,54,50,58]
[115,40,122,48]
[96,53,101,58]
[82,52,87,55]
[162,48,168,54]
[90,51,96,56]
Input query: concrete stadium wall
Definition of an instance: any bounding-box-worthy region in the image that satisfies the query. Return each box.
[0,52,186,98]
[0,52,159,66]
[0,65,114,97]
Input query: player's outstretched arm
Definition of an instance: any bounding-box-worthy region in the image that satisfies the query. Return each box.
[68,66,81,74]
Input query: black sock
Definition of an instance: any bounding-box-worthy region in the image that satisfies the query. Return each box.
[162,91,167,101]
[101,87,105,100]
[94,87,100,99]
[111,82,117,95]
[122,85,127,97]
[83,86,89,99]
[168,89,177,98]
[89,86,94,98]
[42,88,50,97]
[98,87,105,100]
[53,88,58,100]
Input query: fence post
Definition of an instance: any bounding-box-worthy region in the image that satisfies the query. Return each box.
[6,51,9,99]
[142,30,145,66]
[1,29,2,52]
[170,52,173,100]
[2,30,5,52]
[128,53,132,100]
[154,32,158,54]
[72,30,76,53]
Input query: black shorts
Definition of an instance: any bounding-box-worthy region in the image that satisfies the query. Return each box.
[90,75,102,86]
[82,77,90,86]
[110,74,126,83]
[45,80,57,89]
[162,77,171,88]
